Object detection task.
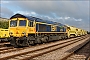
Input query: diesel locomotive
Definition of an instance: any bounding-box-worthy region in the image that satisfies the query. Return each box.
[8,14,87,47]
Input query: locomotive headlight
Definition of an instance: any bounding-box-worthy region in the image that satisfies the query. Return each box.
[9,32,13,34]
[4,34,6,36]
[22,32,26,35]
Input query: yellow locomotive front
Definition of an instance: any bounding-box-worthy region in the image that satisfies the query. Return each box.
[9,14,36,46]
[9,18,27,37]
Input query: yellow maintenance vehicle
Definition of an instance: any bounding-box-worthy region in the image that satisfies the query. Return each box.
[66,25,78,38]
[0,28,10,42]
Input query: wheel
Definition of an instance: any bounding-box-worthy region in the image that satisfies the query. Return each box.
[10,37,16,46]
[14,44,18,48]
[28,40,35,45]
[41,36,48,43]
[36,37,42,44]
[27,36,35,45]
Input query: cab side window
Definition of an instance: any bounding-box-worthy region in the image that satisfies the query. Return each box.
[28,21,33,27]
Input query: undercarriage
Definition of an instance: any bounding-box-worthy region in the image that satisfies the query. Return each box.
[9,34,68,47]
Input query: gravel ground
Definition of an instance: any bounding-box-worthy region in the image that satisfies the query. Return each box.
[31,37,90,60]
[66,40,90,60]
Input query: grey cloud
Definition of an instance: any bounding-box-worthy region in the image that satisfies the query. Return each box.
[3,1,88,18]
[12,1,89,19]
[0,7,13,18]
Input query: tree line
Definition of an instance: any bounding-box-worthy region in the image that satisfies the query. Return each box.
[0,21,9,29]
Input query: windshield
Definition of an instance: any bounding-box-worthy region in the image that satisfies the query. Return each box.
[10,20,17,27]
[19,20,26,26]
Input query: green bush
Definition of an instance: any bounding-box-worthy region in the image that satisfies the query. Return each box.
[0,21,9,29]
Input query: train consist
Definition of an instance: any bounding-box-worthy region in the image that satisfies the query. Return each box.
[0,28,10,42]
[8,14,87,47]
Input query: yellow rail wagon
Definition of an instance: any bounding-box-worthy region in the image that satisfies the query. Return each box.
[66,25,78,38]
[0,28,10,42]
[77,28,82,36]
[81,29,87,36]
[85,31,87,35]
[81,30,87,35]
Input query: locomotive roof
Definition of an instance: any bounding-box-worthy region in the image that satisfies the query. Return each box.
[10,13,65,26]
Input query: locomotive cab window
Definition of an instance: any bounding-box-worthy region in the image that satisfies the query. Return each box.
[10,20,17,27]
[28,21,33,27]
[19,20,26,26]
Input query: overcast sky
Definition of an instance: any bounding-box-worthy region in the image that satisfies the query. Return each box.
[0,0,90,31]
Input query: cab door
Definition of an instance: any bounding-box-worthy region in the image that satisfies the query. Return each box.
[28,20,36,34]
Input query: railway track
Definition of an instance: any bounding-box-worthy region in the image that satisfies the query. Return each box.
[0,35,89,60]
[0,37,79,55]
[63,37,90,60]
[31,35,90,60]
[0,42,10,48]
[0,47,14,51]
[88,56,90,60]
[0,35,86,53]
[0,38,8,43]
